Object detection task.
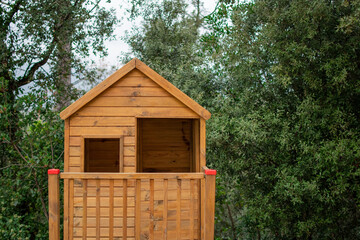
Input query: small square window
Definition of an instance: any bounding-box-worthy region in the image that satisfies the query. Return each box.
[82,136,123,172]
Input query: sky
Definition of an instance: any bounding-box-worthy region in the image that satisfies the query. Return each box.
[96,0,218,69]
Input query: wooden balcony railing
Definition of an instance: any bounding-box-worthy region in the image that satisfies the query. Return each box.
[48,171,216,240]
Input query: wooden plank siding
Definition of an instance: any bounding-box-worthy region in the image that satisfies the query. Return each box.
[62,174,202,240]
[67,69,200,174]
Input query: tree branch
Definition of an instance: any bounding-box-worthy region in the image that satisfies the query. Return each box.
[1,0,23,31]
[15,0,82,88]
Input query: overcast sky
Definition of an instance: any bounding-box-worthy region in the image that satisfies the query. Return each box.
[97,0,218,69]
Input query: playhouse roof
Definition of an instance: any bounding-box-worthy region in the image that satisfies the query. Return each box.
[60,58,211,120]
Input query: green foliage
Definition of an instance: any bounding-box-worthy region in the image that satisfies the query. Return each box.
[126,0,360,238]
[0,79,64,239]
[124,0,219,106]
[0,1,117,238]
[202,0,360,239]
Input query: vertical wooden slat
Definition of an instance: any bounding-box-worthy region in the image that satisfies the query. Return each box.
[190,120,194,172]
[80,137,84,172]
[200,178,205,240]
[69,179,74,240]
[204,175,216,240]
[96,180,100,240]
[163,179,168,240]
[85,138,90,172]
[119,136,124,172]
[48,171,60,240]
[64,179,69,240]
[176,179,181,240]
[123,179,127,239]
[193,119,200,172]
[109,180,114,240]
[197,179,201,240]
[137,119,143,172]
[200,119,206,168]
[190,179,194,240]
[82,179,87,240]
[64,118,70,240]
[149,179,154,240]
[136,179,141,239]
[64,118,69,172]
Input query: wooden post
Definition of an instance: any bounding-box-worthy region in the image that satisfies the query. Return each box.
[204,169,216,240]
[48,169,60,240]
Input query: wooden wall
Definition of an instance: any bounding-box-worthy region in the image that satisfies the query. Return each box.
[67,69,199,173]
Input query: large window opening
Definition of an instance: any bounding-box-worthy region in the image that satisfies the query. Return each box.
[84,137,123,172]
[137,118,198,173]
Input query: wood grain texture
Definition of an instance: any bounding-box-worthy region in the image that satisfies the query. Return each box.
[200,178,205,240]
[86,96,183,107]
[204,175,216,240]
[69,179,74,240]
[135,179,141,239]
[101,86,171,97]
[61,58,211,120]
[96,180,100,240]
[64,118,70,172]
[64,174,205,239]
[48,174,60,240]
[177,179,181,240]
[190,179,195,240]
[60,59,136,119]
[163,179,168,240]
[74,107,199,118]
[200,119,206,168]
[82,179,87,240]
[70,116,135,127]
[123,179,127,239]
[150,179,154,240]
[63,179,69,240]
[60,172,204,179]
[70,126,134,136]
[135,58,210,120]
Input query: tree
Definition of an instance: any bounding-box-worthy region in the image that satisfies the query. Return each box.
[0,0,117,238]
[202,0,360,239]
[124,0,218,106]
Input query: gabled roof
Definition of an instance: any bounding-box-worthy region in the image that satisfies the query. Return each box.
[60,58,211,120]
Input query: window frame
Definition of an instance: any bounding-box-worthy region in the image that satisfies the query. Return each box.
[80,135,124,173]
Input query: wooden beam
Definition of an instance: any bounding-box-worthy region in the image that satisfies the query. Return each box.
[60,172,205,179]
[200,119,206,168]
[96,180,100,240]
[109,180,114,240]
[123,179,127,239]
[163,179,168,240]
[204,169,216,240]
[64,119,70,172]
[48,169,60,240]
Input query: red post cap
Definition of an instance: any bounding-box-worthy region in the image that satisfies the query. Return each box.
[204,169,217,175]
[48,169,60,175]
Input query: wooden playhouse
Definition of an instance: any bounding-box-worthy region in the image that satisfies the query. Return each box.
[47,58,216,240]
